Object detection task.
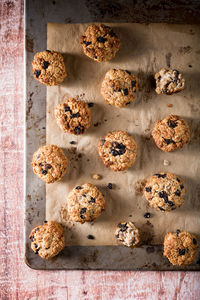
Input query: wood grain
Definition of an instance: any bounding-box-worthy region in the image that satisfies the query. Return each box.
[0,0,199,299]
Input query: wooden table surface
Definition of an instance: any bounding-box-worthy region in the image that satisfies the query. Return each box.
[0,0,199,299]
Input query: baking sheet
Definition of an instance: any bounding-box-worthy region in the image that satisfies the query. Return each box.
[46,23,200,246]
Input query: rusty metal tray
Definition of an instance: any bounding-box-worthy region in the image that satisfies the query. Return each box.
[25,0,200,270]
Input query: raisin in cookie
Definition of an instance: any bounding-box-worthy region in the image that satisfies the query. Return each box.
[155,68,185,95]
[55,97,91,135]
[115,222,140,247]
[152,115,190,152]
[29,221,65,259]
[67,183,106,223]
[98,130,137,171]
[80,24,120,62]
[32,50,67,85]
[144,173,186,212]
[32,145,68,183]
[101,69,138,108]
[163,231,198,265]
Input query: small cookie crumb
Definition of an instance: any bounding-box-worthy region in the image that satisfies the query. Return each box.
[115,222,140,247]
[163,159,170,166]
[167,104,173,107]
[92,174,101,180]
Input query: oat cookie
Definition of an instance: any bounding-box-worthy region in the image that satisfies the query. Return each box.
[29,221,65,259]
[32,50,67,85]
[101,69,138,108]
[55,97,91,135]
[155,68,185,95]
[152,115,190,152]
[80,24,120,62]
[144,173,186,212]
[163,231,198,265]
[98,130,137,171]
[115,222,140,247]
[67,183,106,223]
[32,145,68,184]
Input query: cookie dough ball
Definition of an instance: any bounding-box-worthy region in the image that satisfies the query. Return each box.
[155,68,185,95]
[29,221,65,259]
[101,69,138,108]
[98,130,137,171]
[67,183,106,223]
[152,115,190,152]
[115,222,140,247]
[144,173,186,212]
[32,145,68,184]
[163,231,198,265]
[55,97,91,135]
[32,50,67,85]
[80,24,120,62]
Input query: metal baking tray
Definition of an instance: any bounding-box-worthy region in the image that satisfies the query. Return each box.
[25,0,200,270]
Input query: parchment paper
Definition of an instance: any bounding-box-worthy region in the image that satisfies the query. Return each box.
[46,23,200,246]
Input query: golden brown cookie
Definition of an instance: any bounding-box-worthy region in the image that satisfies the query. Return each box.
[67,183,106,223]
[144,173,186,212]
[155,68,185,95]
[115,222,140,247]
[152,115,190,152]
[80,24,120,62]
[98,130,138,171]
[163,231,198,265]
[29,221,65,259]
[55,97,91,135]
[32,50,67,85]
[101,69,138,108]
[32,145,68,183]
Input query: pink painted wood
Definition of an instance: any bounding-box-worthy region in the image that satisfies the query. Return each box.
[0,0,199,299]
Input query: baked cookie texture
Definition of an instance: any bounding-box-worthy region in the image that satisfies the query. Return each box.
[32,145,68,184]
[163,231,198,265]
[101,69,138,108]
[115,222,140,247]
[32,50,67,85]
[29,221,65,259]
[80,24,120,62]
[144,172,186,212]
[67,183,106,223]
[152,115,190,152]
[55,97,91,135]
[155,68,185,95]
[98,130,138,171]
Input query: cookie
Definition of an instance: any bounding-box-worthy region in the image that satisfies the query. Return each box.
[67,183,106,223]
[32,145,68,184]
[98,130,138,171]
[155,68,185,95]
[152,115,190,152]
[55,97,91,135]
[144,173,186,212]
[80,24,120,62]
[101,69,138,108]
[32,50,67,85]
[29,221,65,259]
[163,231,198,265]
[115,222,140,247]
